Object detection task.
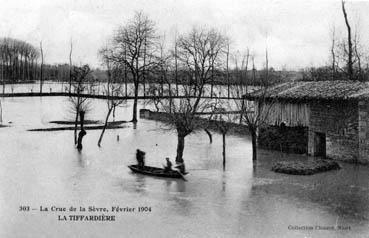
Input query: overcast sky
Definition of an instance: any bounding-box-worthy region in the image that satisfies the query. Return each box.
[1,0,368,69]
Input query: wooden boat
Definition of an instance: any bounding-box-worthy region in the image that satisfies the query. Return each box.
[128,165,188,180]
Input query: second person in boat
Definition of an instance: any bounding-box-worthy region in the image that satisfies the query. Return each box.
[136,149,146,168]
[163,157,172,172]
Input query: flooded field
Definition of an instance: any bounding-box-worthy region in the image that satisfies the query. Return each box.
[0,96,368,238]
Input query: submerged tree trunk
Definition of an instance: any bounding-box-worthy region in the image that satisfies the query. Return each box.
[131,81,139,123]
[204,128,212,143]
[112,104,116,121]
[222,132,226,170]
[77,111,86,150]
[251,129,257,162]
[98,107,113,147]
[176,134,185,163]
[74,104,79,145]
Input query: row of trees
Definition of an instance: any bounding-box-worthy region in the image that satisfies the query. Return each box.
[96,11,273,166]
[0,38,40,82]
[0,38,103,93]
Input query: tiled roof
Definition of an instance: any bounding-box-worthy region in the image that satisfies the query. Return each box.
[244,80,369,101]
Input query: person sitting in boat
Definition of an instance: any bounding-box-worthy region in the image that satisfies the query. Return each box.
[163,157,172,172]
[175,161,186,174]
[136,149,146,168]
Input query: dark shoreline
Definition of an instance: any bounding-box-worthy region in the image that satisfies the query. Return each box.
[28,125,125,132]
[29,120,128,131]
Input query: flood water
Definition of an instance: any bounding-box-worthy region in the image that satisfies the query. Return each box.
[1,81,244,98]
[0,96,368,238]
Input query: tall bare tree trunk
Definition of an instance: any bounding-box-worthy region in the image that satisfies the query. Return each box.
[354,30,362,80]
[124,45,128,97]
[131,80,139,123]
[98,107,113,147]
[342,0,353,80]
[176,134,185,163]
[131,52,141,123]
[210,48,214,98]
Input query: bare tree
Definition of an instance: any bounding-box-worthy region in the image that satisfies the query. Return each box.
[233,50,274,162]
[109,11,158,123]
[69,65,92,149]
[158,86,216,163]
[212,100,238,170]
[97,46,126,147]
[156,27,227,163]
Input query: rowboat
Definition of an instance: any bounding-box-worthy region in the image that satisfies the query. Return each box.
[128,165,188,180]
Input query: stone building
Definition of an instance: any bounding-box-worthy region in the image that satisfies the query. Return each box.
[244,80,369,164]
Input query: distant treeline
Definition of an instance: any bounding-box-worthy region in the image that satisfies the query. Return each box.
[0,37,105,84]
[0,37,288,86]
[301,65,369,82]
[102,65,287,86]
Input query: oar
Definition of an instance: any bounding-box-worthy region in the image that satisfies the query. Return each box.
[163,164,187,181]
[177,170,187,181]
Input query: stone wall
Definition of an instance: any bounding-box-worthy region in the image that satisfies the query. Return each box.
[358,101,369,164]
[308,101,359,162]
[139,109,250,135]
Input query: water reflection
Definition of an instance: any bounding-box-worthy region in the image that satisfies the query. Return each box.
[76,150,89,168]
[221,173,226,192]
[174,180,186,193]
[133,175,147,195]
